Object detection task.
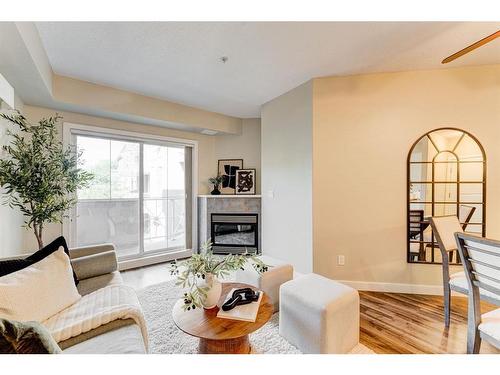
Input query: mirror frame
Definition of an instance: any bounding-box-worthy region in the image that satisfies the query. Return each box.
[407,127,486,264]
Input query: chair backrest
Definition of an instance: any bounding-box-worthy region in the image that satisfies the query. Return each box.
[456,233,500,352]
[430,216,463,253]
[459,205,476,230]
[409,210,424,238]
[455,232,500,298]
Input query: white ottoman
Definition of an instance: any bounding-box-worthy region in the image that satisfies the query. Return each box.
[235,255,293,312]
[279,273,359,354]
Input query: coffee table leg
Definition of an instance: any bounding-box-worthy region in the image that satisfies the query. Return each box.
[198,335,251,354]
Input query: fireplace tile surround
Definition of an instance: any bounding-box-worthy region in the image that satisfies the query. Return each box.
[198,195,261,254]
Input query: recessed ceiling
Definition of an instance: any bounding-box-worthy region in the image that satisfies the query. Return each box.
[35,22,500,118]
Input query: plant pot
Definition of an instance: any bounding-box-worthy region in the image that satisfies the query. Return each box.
[199,273,222,309]
[210,186,221,195]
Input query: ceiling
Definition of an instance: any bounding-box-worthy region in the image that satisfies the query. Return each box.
[35,22,500,118]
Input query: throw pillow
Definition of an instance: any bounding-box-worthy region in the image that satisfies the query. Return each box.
[0,247,81,322]
[0,318,61,354]
[0,236,78,285]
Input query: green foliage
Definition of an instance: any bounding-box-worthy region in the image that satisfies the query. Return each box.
[170,241,269,311]
[0,111,93,248]
[208,175,223,187]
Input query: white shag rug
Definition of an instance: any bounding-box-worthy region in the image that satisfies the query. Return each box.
[136,280,374,354]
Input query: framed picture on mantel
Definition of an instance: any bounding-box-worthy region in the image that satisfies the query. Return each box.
[236,169,256,195]
[218,159,243,194]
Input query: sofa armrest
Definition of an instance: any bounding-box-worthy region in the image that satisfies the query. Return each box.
[69,243,116,259]
[69,244,118,281]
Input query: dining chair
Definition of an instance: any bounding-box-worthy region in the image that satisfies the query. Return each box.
[459,205,476,231]
[455,232,500,353]
[430,216,467,327]
[409,209,425,261]
[448,205,477,263]
[430,215,500,328]
[423,205,477,263]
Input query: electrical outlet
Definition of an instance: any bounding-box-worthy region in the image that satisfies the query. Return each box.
[337,255,345,266]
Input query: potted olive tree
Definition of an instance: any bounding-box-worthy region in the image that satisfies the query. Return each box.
[0,112,93,249]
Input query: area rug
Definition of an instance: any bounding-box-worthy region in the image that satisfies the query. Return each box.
[136,280,374,354]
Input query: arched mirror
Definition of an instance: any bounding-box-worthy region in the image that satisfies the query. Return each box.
[407,128,486,264]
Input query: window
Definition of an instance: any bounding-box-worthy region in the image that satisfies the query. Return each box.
[144,173,150,194]
[67,125,195,262]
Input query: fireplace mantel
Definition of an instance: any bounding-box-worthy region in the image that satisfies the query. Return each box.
[198,195,261,198]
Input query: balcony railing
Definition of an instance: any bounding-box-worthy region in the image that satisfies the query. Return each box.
[74,195,185,257]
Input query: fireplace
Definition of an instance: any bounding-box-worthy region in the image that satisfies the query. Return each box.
[211,213,258,254]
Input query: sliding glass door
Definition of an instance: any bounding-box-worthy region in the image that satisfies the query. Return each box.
[72,132,190,259]
[143,144,186,253]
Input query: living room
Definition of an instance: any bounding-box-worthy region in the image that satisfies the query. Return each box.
[1,1,500,373]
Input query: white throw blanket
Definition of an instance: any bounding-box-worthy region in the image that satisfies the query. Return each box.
[42,284,148,351]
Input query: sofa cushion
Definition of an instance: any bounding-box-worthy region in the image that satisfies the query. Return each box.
[42,284,147,346]
[62,324,146,354]
[76,271,123,296]
[58,318,135,350]
[0,248,81,322]
[0,236,78,285]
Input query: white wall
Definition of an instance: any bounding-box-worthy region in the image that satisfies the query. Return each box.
[261,81,313,273]
[214,118,261,193]
[0,96,26,257]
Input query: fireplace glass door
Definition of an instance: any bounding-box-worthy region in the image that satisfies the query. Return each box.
[211,214,258,254]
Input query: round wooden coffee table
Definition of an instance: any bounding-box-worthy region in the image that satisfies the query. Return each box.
[172,282,273,354]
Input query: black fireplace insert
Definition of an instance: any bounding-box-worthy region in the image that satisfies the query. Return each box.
[210,213,258,254]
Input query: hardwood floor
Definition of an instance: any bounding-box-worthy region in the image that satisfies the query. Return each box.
[360,291,498,354]
[122,262,175,289]
[122,263,500,354]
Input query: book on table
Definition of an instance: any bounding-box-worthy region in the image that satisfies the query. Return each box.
[216,288,263,322]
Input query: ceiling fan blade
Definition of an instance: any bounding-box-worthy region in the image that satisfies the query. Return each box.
[442,30,500,64]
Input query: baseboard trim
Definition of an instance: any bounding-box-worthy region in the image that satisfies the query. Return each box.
[118,249,192,271]
[337,280,445,296]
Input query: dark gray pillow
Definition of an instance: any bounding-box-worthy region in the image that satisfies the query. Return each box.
[0,236,78,285]
[0,318,62,354]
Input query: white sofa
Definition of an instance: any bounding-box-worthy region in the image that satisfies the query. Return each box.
[1,243,147,354]
[62,243,147,354]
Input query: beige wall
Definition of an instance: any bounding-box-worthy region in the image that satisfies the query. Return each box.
[312,64,500,287]
[14,105,260,253]
[214,118,261,193]
[53,75,242,135]
[261,81,313,273]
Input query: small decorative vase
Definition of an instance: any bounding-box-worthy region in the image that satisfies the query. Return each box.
[200,273,222,310]
[210,185,221,195]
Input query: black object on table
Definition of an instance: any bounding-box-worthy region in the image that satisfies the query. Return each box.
[222,288,260,311]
